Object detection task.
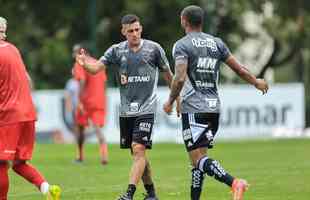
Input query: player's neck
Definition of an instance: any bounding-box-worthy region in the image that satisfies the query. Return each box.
[185,26,202,34]
[128,39,143,52]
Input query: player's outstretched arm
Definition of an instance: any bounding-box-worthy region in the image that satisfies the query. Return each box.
[76,49,106,74]
[225,55,269,94]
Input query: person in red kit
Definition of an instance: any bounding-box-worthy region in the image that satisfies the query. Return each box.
[0,17,61,200]
[72,45,108,165]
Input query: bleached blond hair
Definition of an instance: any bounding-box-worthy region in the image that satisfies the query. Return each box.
[0,17,7,27]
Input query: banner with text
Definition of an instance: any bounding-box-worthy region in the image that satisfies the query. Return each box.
[32,83,305,143]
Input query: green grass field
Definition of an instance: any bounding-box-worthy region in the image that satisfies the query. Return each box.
[8,139,310,200]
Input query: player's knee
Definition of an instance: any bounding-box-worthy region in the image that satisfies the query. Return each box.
[12,160,25,171]
[0,161,9,170]
[190,152,206,168]
[131,143,146,158]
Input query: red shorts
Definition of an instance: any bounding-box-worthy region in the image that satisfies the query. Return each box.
[0,121,35,161]
[75,108,106,127]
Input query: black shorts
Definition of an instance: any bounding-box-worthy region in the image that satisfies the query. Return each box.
[119,114,154,149]
[181,113,219,152]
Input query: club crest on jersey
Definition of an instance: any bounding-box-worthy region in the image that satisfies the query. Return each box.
[129,102,139,112]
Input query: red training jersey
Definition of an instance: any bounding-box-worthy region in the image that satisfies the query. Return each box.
[0,41,36,126]
[73,58,107,110]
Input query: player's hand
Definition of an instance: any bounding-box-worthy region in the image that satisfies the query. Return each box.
[76,49,87,66]
[176,97,181,117]
[163,101,173,115]
[77,102,85,114]
[254,78,269,95]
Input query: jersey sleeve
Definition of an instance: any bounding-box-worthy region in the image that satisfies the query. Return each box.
[172,40,188,63]
[215,38,231,62]
[156,44,170,72]
[73,63,86,81]
[99,45,117,67]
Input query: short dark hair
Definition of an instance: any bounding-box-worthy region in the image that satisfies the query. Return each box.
[121,14,140,25]
[181,5,204,27]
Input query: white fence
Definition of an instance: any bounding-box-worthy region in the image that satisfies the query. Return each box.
[32,83,305,143]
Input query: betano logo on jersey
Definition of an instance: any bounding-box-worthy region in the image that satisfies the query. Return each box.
[127,76,150,83]
[192,38,217,52]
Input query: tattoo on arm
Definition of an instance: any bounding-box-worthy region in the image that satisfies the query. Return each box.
[168,61,188,104]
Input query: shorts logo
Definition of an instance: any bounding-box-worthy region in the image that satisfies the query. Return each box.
[183,128,192,140]
[4,150,15,154]
[187,141,193,147]
[206,130,213,140]
[142,136,148,141]
[206,130,214,146]
[139,122,151,132]
[121,138,126,145]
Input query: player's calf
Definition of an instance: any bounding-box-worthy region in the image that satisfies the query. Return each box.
[0,162,9,200]
[143,184,158,200]
[197,156,234,187]
[191,168,205,200]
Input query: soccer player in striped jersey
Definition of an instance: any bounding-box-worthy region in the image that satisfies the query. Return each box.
[164,5,268,200]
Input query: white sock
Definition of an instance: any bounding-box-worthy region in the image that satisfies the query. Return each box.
[40,182,50,194]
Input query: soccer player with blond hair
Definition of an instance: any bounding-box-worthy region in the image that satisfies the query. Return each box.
[0,17,61,200]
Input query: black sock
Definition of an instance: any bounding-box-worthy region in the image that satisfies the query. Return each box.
[197,156,234,187]
[191,168,204,200]
[144,183,155,197]
[126,184,136,198]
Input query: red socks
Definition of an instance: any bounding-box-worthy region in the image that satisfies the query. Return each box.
[12,162,45,189]
[0,163,9,200]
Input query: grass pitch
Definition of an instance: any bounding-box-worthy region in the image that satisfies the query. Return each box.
[8,139,310,200]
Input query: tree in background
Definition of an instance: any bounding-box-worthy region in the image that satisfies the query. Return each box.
[1,0,309,124]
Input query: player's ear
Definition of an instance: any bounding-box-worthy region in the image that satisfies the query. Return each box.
[121,25,126,36]
[140,24,143,33]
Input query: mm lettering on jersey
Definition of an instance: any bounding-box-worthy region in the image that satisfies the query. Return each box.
[196,57,217,73]
[191,38,217,52]
[127,76,150,83]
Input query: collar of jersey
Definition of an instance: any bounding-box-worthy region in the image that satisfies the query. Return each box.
[127,39,144,53]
